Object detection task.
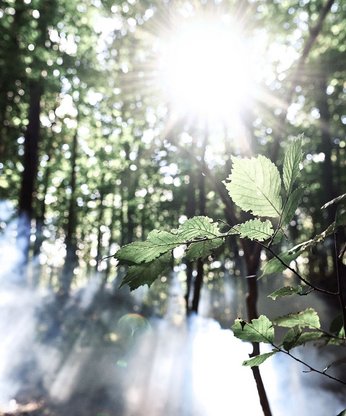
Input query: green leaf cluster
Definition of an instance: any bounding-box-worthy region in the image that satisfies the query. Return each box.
[231,308,336,368]
[115,216,224,289]
[224,136,303,245]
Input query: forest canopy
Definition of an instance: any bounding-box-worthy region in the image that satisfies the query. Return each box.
[0,0,344,304]
[1,1,346,415]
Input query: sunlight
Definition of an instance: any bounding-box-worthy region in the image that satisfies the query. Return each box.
[160,18,255,122]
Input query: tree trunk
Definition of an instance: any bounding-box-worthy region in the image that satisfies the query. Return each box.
[185,170,196,312]
[17,81,42,282]
[59,129,79,297]
[95,184,105,272]
[191,131,207,313]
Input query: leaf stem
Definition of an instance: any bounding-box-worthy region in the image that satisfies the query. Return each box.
[240,319,346,385]
[278,345,346,385]
[258,242,337,296]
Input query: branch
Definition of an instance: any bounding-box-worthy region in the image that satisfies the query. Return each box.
[285,0,335,105]
[279,345,346,386]
[271,0,335,161]
[257,241,337,296]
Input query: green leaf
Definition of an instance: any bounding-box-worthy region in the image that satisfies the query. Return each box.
[268,285,303,300]
[243,351,277,367]
[296,331,325,345]
[321,192,346,209]
[328,334,346,346]
[283,136,303,193]
[329,314,344,335]
[260,249,301,277]
[281,187,304,226]
[177,216,221,240]
[271,229,285,245]
[282,328,324,351]
[116,230,180,264]
[224,155,282,218]
[282,326,302,351]
[273,308,320,329]
[232,315,274,344]
[119,252,171,290]
[232,219,274,241]
[186,238,223,261]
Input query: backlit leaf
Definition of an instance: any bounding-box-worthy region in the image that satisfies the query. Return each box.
[268,285,303,300]
[116,230,180,264]
[273,308,320,329]
[260,249,301,277]
[281,187,304,226]
[177,216,221,240]
[232,315,274,344]
[282,327,324,350]
[224,155,282,218]
[232,219,274,241]
[119,252,171,290]
[283,136,303,193]
[282,326,302,351]
[243,351,277,367]
[186,238,223,260]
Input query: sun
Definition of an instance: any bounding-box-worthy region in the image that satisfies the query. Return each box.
[159,17,255,123]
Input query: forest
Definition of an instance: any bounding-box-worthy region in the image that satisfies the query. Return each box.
[0,0,345,415]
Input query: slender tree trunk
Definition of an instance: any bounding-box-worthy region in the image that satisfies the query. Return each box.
[60,129,79,297]
[17,81,42,282]
[191,131,207,313]
[185,170,196,312]
[95,185,105,272]
[104,192,117,284]
[317,71,337,277]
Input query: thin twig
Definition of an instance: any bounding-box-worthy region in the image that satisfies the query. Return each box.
[257,241,337,296]
[280,346,346,385]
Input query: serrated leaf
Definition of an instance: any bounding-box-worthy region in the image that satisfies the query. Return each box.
[273,308,320,329]
[243,351,277,367]
[296,331,325,345]
[232,315,274,344]
[281,187,304,226]
[119,252,171,290]
[321,193,346,209]
[177,216,221,240]
[224,155,282,218]
[282,328,324,351]
[282,326,302,351]
[232,219,274,241]
[186,239,223,261]
[116,230,180,264]
[271,229,285,245]
[283,136,303,193]
[260,249,301,277]
[329,314,344,335]
[268,285,303,300]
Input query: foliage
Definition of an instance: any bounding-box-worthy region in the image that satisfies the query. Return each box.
[114,136,346,384]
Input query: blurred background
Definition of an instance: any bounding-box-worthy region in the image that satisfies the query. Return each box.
[0,0,345,414]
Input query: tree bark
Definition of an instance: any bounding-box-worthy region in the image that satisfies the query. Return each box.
[60,129,79,297]
[17,81,42,281]
[191,131,208,313]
